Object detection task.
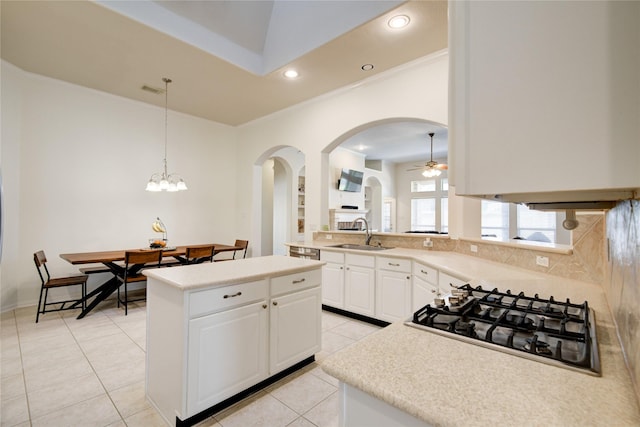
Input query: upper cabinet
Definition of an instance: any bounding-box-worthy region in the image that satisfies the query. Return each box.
[449,1,639,204]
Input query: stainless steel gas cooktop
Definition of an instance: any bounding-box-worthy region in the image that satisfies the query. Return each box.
[406,284,600,376]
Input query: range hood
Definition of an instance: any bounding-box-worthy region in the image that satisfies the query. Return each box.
[478,189,638,206]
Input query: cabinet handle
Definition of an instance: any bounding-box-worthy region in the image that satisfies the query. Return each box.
[292,278,306,284]
[262,304,267,309]
[421,269,429,275]
[223,291,242,299]
[340,266,344,270]
[407,276,410,280]
[388,262,400,267]
[273,301,278,306]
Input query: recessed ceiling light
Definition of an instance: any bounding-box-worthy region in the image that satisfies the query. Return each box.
[388,15,410,29]
[361,64,374,71]
[283,69,299,79]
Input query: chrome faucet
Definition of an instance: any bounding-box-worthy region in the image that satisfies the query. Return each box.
[350,217,372,246]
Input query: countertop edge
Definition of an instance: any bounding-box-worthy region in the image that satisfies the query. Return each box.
[143,256,325,291]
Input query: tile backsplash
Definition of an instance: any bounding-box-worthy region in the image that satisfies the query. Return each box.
[605,200,639,401]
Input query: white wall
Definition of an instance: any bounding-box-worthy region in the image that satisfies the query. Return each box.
[329,147,366,210]
[237,51,449,245]
[1,62,238,311]
[1,50,449,312]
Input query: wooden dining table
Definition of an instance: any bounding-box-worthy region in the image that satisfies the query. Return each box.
[60,243,241,319]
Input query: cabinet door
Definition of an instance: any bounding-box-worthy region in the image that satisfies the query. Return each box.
[412,275,440,312]
[187,301,268,416]
[270,287,322,374]
[344,265,375,317]
[321,262,345,308]
[450,1,639,199]
[376,270,411,323]
[438,272,468,294]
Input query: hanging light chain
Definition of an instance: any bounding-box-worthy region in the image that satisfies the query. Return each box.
[145,77,188,192]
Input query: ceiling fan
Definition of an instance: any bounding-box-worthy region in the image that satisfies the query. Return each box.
[407,132,448,177]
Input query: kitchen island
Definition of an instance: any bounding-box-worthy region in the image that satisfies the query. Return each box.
[320,258,640,426]
[143,255,325,427]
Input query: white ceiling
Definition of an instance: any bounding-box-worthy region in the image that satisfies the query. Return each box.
[1,0,448,162]
[340,121,448,164]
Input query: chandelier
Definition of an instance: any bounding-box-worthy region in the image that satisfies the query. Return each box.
[145,77,187,192]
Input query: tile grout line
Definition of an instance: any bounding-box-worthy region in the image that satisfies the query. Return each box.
[11,309,33,427]
[62,309,129,426]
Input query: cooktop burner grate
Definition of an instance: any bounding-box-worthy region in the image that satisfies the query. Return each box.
[406,284,600,376]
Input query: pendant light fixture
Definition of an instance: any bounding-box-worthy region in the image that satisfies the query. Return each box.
[145,77,188,192]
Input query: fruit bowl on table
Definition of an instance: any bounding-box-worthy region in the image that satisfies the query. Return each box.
[149,238,167,249]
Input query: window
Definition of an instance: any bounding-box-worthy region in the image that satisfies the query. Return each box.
[516,204,556,243]
[481,200,567,244]
[411,198,436,230]
[481,200,509,240]
[410,177,448,232]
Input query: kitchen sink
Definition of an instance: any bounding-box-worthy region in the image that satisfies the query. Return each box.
[328,243,393,251]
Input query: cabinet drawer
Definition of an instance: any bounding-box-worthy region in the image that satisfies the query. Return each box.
[377,256,411,273]
[320,250,344,264]
[345,253,375,268]
[271,269,321,296]
[412,262,438,285]
[189,280,268,318]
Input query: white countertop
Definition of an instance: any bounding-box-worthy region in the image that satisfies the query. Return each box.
[143,255,324,290]
[308,244,640,426]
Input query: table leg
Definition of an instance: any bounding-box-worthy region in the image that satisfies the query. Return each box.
[74,262,123,319]
[76,276,121,319]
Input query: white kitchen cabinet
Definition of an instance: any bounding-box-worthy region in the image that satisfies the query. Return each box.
[449,1,640,203]
[438,271,467,294]
[145,257,323,425]
[412,275,440,312]
[376,256,412,323]
[412,262,439,311]
[344,253,375,317]
[376,269,411,323]
[270,285,322,374]
[187,300,268,416]
[321,251,345,308]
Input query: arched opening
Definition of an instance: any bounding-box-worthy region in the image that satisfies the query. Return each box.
[321,118,448,233]
[253,146,305,257]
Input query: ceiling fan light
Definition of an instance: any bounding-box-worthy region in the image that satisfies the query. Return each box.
[176,180,188,191]
[422,168,441,178]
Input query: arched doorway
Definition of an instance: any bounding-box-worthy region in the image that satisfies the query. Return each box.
[320,118,447,234]
[255,146,305,256]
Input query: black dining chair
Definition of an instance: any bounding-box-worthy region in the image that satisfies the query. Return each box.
[34,250,88,323]
[184,245,215,264]
[217,239,249,261]
[116,250,162,315]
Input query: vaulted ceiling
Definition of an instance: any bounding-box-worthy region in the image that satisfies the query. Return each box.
[1,0,447,127]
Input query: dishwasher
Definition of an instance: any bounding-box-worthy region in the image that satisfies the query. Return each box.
[288,245,320,260]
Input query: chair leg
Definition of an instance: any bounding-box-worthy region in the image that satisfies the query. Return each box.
[124,282,128,316]
[36,285,45,323]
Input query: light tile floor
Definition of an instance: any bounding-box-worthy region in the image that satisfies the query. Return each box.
[0,299,382,427]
